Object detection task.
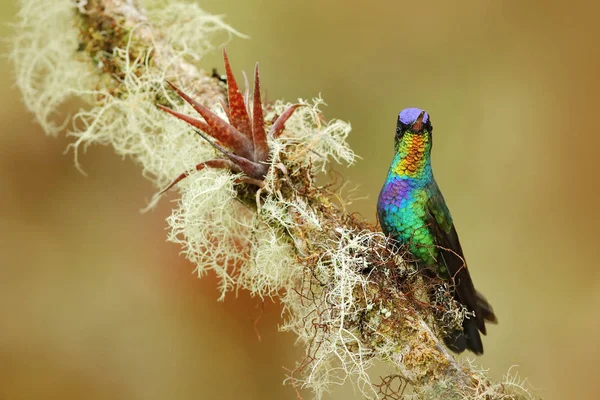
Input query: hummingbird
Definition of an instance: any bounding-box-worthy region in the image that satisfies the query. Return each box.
[377,108,497,354]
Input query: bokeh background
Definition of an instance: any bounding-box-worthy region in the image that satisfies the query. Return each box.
[1,0,599,399]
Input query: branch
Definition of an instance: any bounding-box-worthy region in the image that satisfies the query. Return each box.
[11,0,536,399]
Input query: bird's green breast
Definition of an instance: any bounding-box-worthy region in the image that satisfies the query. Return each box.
[380,187,438,265]
[377,131,440,266]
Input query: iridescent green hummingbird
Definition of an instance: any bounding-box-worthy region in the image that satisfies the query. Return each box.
[377,108,497,354]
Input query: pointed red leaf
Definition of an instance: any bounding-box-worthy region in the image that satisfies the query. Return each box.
[158,159,240,196]
[165,81,253,159]
[157,105,214,136]
[252,63,269,162]
[194,127,267,180]
[269,104,303,139]
[222,48,253,140]
[224,151,268,180]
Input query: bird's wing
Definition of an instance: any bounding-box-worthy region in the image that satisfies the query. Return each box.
[424,180,485,333]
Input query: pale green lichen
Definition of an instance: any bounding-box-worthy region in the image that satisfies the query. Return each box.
[12,0,239,181]
[280,228,386,398]
[12,0,92,135]
[11,1,538,399]
[164,95,355,301]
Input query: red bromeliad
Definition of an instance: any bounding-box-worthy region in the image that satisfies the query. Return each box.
[157,49,302,195]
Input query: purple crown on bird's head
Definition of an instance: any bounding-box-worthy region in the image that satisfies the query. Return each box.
[399,108,429,126]
[396,108,432,138]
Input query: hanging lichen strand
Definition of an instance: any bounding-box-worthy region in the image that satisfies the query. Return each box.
[11,0,536,399]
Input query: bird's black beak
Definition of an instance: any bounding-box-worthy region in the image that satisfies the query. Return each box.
[411,111,426,132]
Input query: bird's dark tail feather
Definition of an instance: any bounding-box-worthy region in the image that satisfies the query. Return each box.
[476,290,498,325]
[444,317,484,355]
[444,291,497,355]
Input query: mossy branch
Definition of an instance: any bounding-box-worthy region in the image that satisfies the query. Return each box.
[12,0,537,399]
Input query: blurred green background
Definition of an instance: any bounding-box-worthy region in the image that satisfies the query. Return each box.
[1,0,599,399]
